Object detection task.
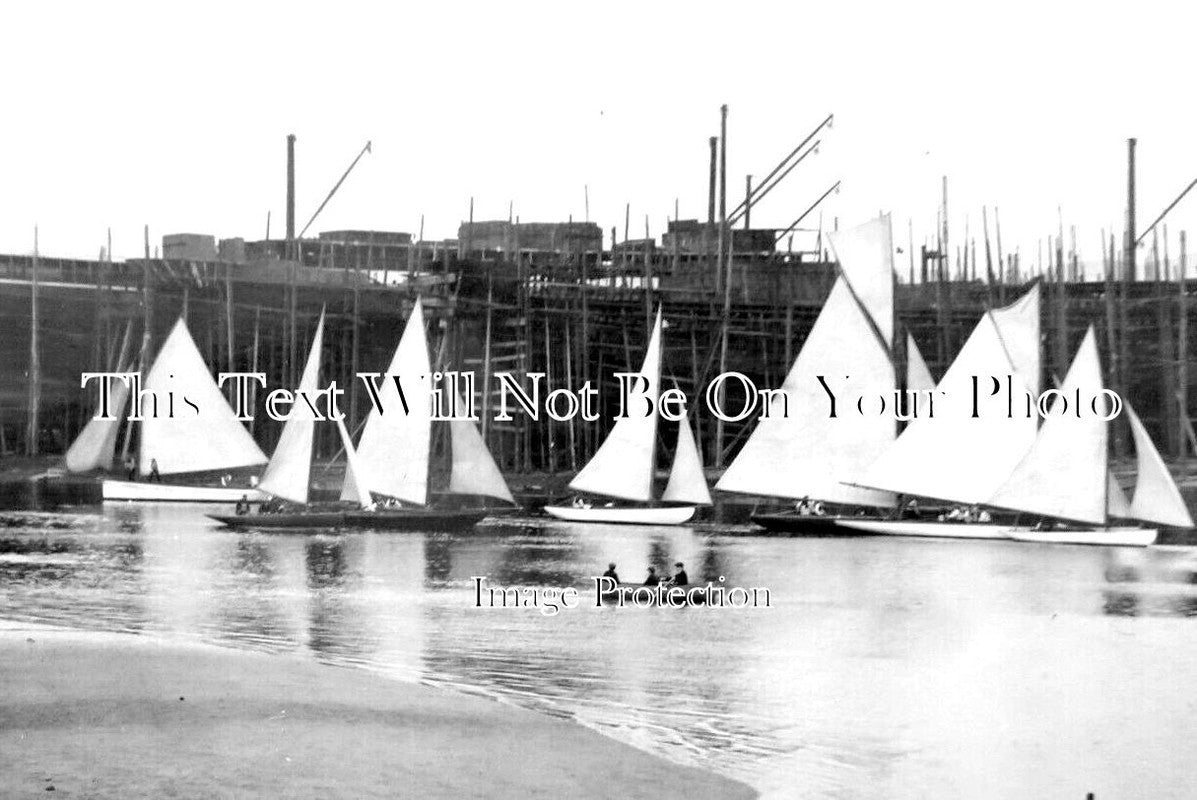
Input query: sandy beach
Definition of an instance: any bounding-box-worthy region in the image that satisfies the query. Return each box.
[0,625,756,799]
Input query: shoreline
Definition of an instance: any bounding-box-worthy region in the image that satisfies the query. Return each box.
[0,622,756,799]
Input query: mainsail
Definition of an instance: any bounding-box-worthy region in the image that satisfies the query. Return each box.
[258,311,325,504]
[989,283,1041,395]
[352,299,433,505]
[857,308,1038,504]
[65,378,131,473]
[662,416,712,506]
[137,318,267,476]
[1126,403,1195,528]
[448,393,516,504]
[66,321,136,474]
[717,216,895,506]
[569,308,663,502]
[987,327,1107,524]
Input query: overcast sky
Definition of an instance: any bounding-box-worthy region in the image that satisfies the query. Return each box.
[3,0,1195,275]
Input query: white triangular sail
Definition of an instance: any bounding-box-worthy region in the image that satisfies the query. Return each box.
[857,309,1037,505]
[353,299,433,506]
[716,276,896,505]
[448,394,515,504]
[66,378,131,473]
[662,416,712,506]
[830,215,894,347]
[137,318,267,476]
[258,312,325,504]
[569,308,662,502]
[1126,403,1194,528]
[990,283,1041,395]
[335,416,372,508]
[988,328,1107,524]
[906,333,935,396]
[1108,472,1132,518]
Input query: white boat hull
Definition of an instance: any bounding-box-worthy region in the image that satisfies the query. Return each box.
[1006,526,1157,547]
[102,480,268,504]
[835,520,1015,540]
[543,505,696,525]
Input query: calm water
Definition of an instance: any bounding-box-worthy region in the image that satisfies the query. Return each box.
[3,505,1197,798]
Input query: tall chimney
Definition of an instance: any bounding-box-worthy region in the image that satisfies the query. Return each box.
[286,134,296,246]
[707,136,717,224]
[1126,137,1137,282]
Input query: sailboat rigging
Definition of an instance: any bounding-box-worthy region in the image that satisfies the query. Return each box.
[544,306,712,525]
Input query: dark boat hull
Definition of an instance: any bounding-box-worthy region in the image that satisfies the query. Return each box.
[750,513,883,536]
[342,508,489,531]
[207,512,346,530]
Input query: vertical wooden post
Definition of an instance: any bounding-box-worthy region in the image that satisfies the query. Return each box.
[907,218,915,284]
[744,175,753,230]
[1055,230,1067,382]
[994,207,1005,303]
[643,215,653,331]
[481,270,494,441]
[564,319,576,472]
[250,306,261,435]
[26,226,40,456]
[1179,231,1189,460]
[715,228,734,467]
[1105,231,1123,458]
[225,263,235,371]
[142,224,154,363]
[1157,229,1177,452]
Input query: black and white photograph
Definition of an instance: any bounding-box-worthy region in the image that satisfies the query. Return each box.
[1,2,1194,797]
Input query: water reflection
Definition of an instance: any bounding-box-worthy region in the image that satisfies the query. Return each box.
[1,507,1196,797]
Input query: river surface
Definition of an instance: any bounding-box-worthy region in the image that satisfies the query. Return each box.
[2,505,1196,798]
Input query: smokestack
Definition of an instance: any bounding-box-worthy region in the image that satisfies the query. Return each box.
[1126,137,1137,281]
[707,136,717,225]
[286,134,296,245]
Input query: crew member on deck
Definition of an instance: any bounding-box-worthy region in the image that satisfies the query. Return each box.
[124,455,137,481]
[670,562,689,587]
[148,458,161,483]
[643,566,660,586]
[603,563,620,584]
[235,495,250,515]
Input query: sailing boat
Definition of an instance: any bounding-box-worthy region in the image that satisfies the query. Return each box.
[100,318,269,502]
[64,321,136,475]
[543,307,713,526]
[207,312,354,528]
[844,325,1190,546]
[342,297,517,531]
[718,216,897,533]
[836,284,1042,539]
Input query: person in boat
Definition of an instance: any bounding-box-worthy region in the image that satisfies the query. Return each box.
[670,562,689,587]
[901,498,921,520]
[602,563,620,584]
[235,495,251,515]
[795,496,813,516]
[571,496,592,510]
[148,458,162,483]
[124,455,137,481]
[643,566,660,587]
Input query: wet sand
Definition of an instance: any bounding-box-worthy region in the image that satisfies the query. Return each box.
[0,625,755,799]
